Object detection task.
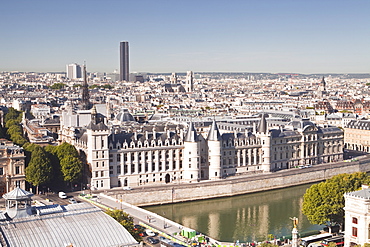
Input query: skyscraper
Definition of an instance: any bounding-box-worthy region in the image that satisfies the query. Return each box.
[66,63,82,79]
[120,41,129,81]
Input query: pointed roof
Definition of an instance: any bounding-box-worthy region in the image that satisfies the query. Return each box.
[185,121,198,142]
[257,113,267,133]
[3,187,33,200]
[207,120,221,141]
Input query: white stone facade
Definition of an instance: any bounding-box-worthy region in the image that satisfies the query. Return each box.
[344,187,370,247]
[59,110,344,190]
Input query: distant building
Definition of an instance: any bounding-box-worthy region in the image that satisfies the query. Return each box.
[185,71,194,92]
[0,139,26,194]
[120,41,129,81]
[344,119,370,152]
[66,63,82,79]
[0,187,138,247]
[344,185,370,247]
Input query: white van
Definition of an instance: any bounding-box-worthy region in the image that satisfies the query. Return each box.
[58,191,67,199]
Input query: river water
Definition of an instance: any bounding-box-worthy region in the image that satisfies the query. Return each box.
[144,183,322,243]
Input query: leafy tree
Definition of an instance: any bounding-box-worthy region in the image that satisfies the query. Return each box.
[302,172,370,229]
[4,108,22,123]
[60,156,82,183]
[56,142,79,158]
[50,83,66,89]
[105,209,142,242]
[25,146,53,194]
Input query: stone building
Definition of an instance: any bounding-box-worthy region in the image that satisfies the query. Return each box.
[344,185,370,247]
[59,108,344,190]
[0,139,26,194]
[344,120,370,152]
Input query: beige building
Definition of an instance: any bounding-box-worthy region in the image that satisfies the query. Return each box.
[344,120,370,153]
[0,139,26,195]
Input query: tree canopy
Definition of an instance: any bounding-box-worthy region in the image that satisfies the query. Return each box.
[302,172,370,227]
[25,145,53,194]
[105,209,142,242]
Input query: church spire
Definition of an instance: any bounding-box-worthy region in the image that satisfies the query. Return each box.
[81,63,91,110]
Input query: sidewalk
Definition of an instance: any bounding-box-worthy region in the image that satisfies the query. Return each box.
[79,193,220,247]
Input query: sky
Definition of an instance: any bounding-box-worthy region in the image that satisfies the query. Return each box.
[1,0,369,74]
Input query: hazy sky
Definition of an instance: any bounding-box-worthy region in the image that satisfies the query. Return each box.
[1,0,369,74]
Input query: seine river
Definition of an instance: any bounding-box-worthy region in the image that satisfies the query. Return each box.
[144,183,322,243]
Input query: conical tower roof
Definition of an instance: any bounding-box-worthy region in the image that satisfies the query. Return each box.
[257,113,267,133]
[207,120,221,141]
[3,187,33,200]
[185,121,199,142]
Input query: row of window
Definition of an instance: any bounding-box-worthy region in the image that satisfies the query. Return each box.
[0,166,21,175]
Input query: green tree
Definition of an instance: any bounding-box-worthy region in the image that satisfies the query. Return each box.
[50,83,66,89]
[4,108,22,123]
[25,146,53,194]
[302,172,370,229]
[105,209,142,242]
[60,156,82,183]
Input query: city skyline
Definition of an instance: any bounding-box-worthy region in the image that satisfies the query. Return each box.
[1,0,370,74]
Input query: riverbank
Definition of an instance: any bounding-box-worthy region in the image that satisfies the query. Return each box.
[102,155,370,206]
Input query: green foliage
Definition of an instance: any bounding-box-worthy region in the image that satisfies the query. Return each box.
[259,242,278,247]
[60,156,82,183]
[25,146,53,193]
[4,108,22,123]
[105,209,142,241]
[303,172,370,226]
[50,83,66,89]
[43,142,82,185]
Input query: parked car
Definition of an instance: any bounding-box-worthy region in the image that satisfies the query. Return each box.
[147,237,159,244]
[298,165,305,169]
[123,186,132,190]
[58,191,67,199]
[69,198,77,204]
[145,229,156,237]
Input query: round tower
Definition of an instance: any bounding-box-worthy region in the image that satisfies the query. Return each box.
[207,120,222,180]
[183,122,200,182]
[256,114,271,172]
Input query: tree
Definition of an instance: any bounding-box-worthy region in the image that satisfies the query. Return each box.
[60,156,82,183]
[302,172,370,229]
[105,209,142,242]
[25,146,53,194]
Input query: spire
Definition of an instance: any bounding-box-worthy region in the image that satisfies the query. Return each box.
[257,113,267,133]
[81,63,91,110]
[207,119,221,141]
[185,121,198,142]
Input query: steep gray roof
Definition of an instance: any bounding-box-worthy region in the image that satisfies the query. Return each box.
[185,122,199,142]
[257,113,267,133]
[207,120,221,141]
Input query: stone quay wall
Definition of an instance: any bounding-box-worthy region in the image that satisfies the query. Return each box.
[115,155,370,206]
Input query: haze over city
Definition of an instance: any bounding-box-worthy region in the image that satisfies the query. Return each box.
[1,0,369,74]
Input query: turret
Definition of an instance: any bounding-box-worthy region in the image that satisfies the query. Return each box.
[183,121,200,182]
[256,114,271,172]
[207,120,222,180]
